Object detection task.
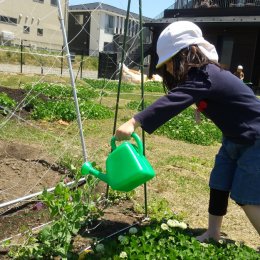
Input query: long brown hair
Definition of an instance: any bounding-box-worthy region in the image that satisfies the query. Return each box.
[160,45,220,92]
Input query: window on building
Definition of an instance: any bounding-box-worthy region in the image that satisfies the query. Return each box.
[131,21,136,36]
[51,0,57,5]
[33,0,44,3]
[117,16,120,28]
[37,28,43,36]
[108,15,114,28]
[74,14,84,25]
[120,17,124,34]
[128,20,132,36]
[105,14,114,34]
[135,22,139,35]
[0,15,17,25]
[23,26,30,34]
[115,16,120,34]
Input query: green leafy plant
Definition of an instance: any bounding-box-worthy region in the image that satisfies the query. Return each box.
[79,101,113,119]
[156,107,222,145]
[144,81,164,93]
[30,99,113,121]
[24,82,98,100]
[7,181,103,259]
[126,100,151,111]
[85,217,260,259]
[0,93,17,115]
[24,82,71,99]
[59,154,83,178]
[134,197,173,220]
[22,82,113,122]
[107,190,135,205]
[84,78,136,92]
[31,100,76,121]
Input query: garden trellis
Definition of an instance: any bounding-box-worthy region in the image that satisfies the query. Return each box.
[0,0,151,250]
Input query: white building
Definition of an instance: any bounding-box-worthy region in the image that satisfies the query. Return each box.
[0,0,67,50]
[68,2,152,56]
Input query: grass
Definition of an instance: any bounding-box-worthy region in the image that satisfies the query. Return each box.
[0,73,88,89]
[0,73,259,253]
[0,45,98,70]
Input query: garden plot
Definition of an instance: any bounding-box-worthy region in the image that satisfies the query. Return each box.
[0,79,259,258]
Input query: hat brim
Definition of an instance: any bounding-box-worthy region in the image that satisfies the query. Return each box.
[156,50,180,69]
[156,57,173,69]
[156,58,170,69]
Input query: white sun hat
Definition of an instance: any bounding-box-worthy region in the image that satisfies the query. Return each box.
[156,21,219,68]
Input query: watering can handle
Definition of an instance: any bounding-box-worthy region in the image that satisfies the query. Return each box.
[111,132,144,155]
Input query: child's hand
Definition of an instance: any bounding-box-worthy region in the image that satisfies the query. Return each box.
[115,118,140,141]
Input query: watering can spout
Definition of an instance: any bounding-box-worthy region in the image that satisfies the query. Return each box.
[81,162,109,184]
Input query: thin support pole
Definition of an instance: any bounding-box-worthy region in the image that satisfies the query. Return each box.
[75,62,81,82]
[106,0,132,199]
[112,0,131,135]
[139,0,148,218]
[57,0,87,162]
[61,45,64,76]
[20,40,23,73]
[80,49,84,79]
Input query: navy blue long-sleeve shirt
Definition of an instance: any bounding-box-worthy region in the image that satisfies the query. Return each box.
[134,64,260,144]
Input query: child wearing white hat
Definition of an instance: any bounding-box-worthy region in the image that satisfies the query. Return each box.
[115,21,260,243]
[234,65,245,80]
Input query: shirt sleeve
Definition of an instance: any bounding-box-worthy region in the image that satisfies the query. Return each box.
[133,83,210,134]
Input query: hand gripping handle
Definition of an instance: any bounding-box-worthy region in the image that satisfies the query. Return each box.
[111,132,143,155]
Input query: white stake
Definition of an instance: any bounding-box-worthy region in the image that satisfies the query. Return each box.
[57,0,88,162]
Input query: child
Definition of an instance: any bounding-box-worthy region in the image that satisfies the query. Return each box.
[115,21,260,242]
[234,65,245,80]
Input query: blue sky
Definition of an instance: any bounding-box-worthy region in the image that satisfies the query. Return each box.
[69,0,173,18]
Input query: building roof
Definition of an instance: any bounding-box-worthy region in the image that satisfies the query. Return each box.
[69,2,153,22]
[144,5,260,28]
[145,16,260,27]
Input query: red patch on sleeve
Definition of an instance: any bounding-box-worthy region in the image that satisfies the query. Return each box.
[197,100,208,112]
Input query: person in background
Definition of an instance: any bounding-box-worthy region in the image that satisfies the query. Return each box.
[115,21,260,242]
[234,65,245,80]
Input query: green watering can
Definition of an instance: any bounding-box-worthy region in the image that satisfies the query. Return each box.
[81,133,155,192]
